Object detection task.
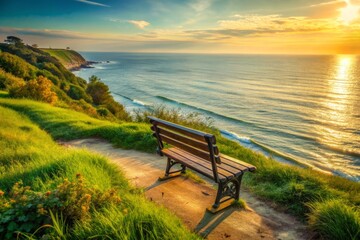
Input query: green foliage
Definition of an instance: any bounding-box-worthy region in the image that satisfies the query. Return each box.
[86,75,110,105]
[308,200,360,240]
[9,75,58,104]
[42,49,86,70]
[0,44,129,121]
[97,107,112,117]
[0,175,123,239]
[87,75,130,120]
[0,52,36,80]
[67,84,92,102]
[4,36,23,45]
[73,197,199,240]
[233,199,247,209]
[134,104,215,132]
[39,62,65,82]
[69,99,98,117]
[0,68,25,90]
[0,103,198,240]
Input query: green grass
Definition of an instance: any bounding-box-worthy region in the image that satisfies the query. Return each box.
[1,96,359,239]
[0,97,156,152]
[308,199,360,239]
[41,49,86,69]
[0,103,199,239]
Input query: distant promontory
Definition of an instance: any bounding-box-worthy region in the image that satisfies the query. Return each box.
[41,48,95,71]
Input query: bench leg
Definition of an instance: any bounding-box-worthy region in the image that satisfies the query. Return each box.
[159,158,186,181]
[164,157,172,177]
[209,174,243,213]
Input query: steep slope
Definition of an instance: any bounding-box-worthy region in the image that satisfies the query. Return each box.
[41,48,88,70]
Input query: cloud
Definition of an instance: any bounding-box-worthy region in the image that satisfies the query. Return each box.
[309,0,345,8]
[0,27,132,41]
[127,20,150,29]
[217,14,336,33]
[190,0,212,12]
[75,0,110,7]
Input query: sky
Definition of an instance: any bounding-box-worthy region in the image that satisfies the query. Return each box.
[0,0,360,54]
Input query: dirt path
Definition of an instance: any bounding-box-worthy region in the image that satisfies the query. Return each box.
[60,138,308,240]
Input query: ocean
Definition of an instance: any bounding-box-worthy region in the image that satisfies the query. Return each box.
[74,52,360,181]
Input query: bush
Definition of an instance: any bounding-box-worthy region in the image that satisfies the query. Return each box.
[97,107,112,117]
[86,75,110,105]
[134,104,215,132]
[308,200,360,239]
[86,75,130,121]
[106,100,130,121]
[10,75,58,104]
[0,52,36,80]
[0,174,122,239]
[69,99,97,117]
[0,68,25,90]
[67,84,92,102]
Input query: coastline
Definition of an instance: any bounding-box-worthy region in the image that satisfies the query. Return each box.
[72,52,359,182]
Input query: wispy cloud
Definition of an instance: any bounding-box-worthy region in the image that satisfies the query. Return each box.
[76,0,110,8]
[217,14,336,33]
[190,0,212,12]
[127,20,150,29]
[309,0,345,8]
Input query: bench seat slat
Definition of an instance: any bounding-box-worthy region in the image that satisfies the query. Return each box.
[163,147,254,180]
[166,148,235,179]
[220,154,257,172]
[162,148,216,180]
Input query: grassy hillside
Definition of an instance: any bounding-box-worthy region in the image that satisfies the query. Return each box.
[1,94,359,239]
[0,93,198,239]
[0,43,130,121]
[41,49,86,70]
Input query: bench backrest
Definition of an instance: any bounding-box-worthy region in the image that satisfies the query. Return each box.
[149,116,221,180]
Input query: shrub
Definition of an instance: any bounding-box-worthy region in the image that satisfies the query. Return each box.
[134,104,215,132]
[106,100,130,121]
[86,75,111,105]
[308,200,360,240]
[86,75,130,120]
[97,107,112,117]
[0,174,122,239]
[69,99,97,117]
[67,84,92,102]
[0,68,25,90]
[0,52,36,80]
[9,75,58,104]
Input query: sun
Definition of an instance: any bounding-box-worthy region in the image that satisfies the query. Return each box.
[339,1,360,25]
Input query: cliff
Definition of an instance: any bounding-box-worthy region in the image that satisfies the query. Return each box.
[41,48,88,70]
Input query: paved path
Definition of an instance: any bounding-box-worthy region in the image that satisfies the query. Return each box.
[61,138,308,240]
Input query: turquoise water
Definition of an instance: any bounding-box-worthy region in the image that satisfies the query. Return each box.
[74,52,360,181]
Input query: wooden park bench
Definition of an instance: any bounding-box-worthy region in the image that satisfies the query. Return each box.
[149,116,256,213]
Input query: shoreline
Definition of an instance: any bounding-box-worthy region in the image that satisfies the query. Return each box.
[73,56,359,183]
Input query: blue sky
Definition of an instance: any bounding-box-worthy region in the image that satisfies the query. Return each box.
[1,0,360,53]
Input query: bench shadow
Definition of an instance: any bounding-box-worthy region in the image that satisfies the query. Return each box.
[144,176,178,191]
[195,207,238,238]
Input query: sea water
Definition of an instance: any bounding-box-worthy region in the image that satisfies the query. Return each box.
[74,52,360,181]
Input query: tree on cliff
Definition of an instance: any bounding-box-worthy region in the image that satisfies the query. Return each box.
[86,75,130,120]
[4,36,24,46]
[86,75,110,105]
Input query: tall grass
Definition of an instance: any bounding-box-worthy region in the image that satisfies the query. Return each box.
[0,104,199,239]
[308,200,360,239]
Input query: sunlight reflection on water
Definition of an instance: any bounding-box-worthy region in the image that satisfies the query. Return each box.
[315,55,360,177]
